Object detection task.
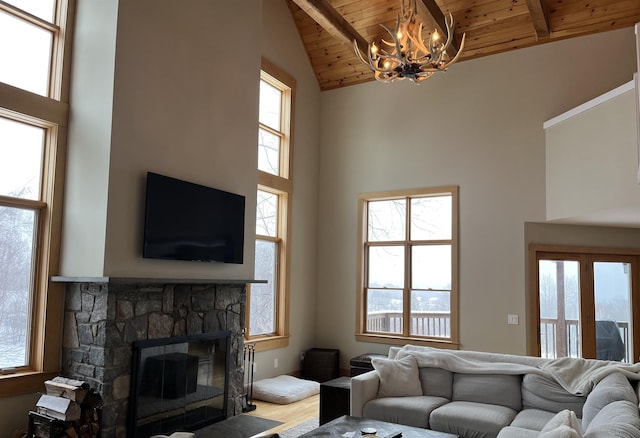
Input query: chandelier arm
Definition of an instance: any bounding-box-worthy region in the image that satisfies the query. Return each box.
[385,19,405,63]
[439,33,465,67]
[353,40,377,72]
[423,32,465,71]
[439,13,456,54]
[409,23,431,59]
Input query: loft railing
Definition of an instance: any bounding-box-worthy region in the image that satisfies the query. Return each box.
[540,318,630,362]
[367,311,450,338]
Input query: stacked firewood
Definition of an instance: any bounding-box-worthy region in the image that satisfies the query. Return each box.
[32,377,103,438]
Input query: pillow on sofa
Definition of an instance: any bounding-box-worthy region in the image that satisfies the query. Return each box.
[582,372,637,430]
[372,355,422,398]
[539,410,583,438]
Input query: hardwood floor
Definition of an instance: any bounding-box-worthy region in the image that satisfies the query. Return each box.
[245,393,319,435]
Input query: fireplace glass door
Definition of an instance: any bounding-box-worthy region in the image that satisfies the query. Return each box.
[130,332,230,437]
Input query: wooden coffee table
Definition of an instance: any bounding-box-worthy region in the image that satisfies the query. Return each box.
[297,415,459,437]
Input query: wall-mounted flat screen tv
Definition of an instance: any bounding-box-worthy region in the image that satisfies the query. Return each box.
[143,172,245,264]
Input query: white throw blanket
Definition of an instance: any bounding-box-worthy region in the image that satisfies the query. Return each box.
[395,344,640,396]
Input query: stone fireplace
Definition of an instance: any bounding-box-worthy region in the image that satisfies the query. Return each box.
[54,277,255,437]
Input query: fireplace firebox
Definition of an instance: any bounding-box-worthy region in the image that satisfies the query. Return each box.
[129,331,231,437]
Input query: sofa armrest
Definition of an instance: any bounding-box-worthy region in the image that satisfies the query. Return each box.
[350,370,380,417]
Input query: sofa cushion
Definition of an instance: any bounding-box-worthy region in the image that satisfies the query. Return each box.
[430,400,518,438]
[419,367,453,399]
[452,373,522,411]
[511,409,558,431]
[496,426,540,438]
[363,395,448,428]
[583,400,640,438]
[538,409,583,438]
[522,373,587,417]
[372,355,422,398]
[582,372,637,430]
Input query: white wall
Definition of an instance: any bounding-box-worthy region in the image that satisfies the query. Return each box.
[545,83,640,224]
[62,0,118,277]
[62,0,262,281]
[315,27,638,366]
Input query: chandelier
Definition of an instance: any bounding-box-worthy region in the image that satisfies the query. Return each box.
[353,0,465,84]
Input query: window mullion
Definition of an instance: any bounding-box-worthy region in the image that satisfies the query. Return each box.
[0,1,60,32]
[404,196,411,336]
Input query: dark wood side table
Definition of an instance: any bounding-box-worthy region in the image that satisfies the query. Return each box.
[319,376,351,425]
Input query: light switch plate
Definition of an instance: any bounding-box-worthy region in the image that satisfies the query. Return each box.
[508,314,519,325]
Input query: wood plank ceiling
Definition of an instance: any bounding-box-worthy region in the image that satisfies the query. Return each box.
[286,0,640,90]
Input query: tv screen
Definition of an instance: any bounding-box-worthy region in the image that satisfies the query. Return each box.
[143,172,245,264]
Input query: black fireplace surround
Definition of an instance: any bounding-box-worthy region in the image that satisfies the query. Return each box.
[54,276,258,437]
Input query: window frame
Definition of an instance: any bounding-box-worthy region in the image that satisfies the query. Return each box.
[356,186,460,348]
[246,59,295,351]
[0,0,74,395]
[528,244,640,361]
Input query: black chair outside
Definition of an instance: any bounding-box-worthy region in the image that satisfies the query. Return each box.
[595,320,626,361]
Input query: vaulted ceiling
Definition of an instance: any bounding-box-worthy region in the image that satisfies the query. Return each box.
[286,0,640,91]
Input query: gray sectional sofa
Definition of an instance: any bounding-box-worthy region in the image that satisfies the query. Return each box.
[351,345,640,438]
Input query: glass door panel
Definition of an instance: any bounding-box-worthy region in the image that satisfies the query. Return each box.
[538,260,581,358]
[593,262,632,362]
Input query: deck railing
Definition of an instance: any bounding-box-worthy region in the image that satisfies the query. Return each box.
[540,318,630,362]
[367,311,451,338]
[367,313,630,361]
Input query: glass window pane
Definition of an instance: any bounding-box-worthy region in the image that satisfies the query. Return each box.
[411,290,450,337]
[0,206,36,368]
[594,261,632,362]
[368,199,406,242]
[256,190,278,237]
[259,80,281,131]
[411,195,452,240]
[538,260,581,359]
[368,246,404,288]
[251,240,277,336]
[5,0,56,22]
[367,288,402,334]
[412,245,451,290]
[0,11,53,96]
[0,117,44,200]
[258,128,281,176]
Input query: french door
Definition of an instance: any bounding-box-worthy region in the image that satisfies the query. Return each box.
[531,246,640,363]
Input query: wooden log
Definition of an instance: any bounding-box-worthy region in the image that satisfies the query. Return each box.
[36,394,81,422]
[44,377,89,403]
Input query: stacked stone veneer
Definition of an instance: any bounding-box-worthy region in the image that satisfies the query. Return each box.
[61,280,247,437]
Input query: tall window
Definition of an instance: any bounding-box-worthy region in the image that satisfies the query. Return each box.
[357,187,459,347]
[530,245,640,363]
[0,0,73,393]
[247,60,294,350]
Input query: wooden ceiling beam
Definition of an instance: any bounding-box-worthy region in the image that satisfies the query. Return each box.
[525,0,550,39]
[291,0,370,54]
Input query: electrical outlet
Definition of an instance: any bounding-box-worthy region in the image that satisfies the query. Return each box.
[507,314,519,325]
[274,358,279,368]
